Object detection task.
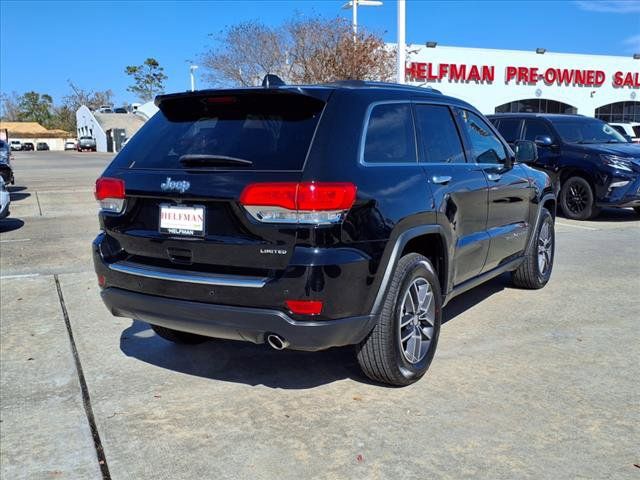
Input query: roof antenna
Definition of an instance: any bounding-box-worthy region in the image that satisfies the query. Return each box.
[262,74,285,88]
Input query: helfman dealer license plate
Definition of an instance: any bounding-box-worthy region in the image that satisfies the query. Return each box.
[159,205,205,237]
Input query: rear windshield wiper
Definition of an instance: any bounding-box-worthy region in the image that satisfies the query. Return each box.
[178,154,253,167]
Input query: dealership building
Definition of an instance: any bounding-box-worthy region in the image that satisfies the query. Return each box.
[404,44,639,122]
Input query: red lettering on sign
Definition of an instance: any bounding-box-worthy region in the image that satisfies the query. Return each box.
[505,66,517,83]
[482,66,495,82]
[612,71,640,88]
[449,64,466,81]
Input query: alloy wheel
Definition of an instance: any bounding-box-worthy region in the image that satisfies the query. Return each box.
[566,181,589,214]
[537,220,553,275]
[398,277,436,364]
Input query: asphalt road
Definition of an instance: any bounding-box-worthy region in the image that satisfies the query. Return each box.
[1,151,639,479]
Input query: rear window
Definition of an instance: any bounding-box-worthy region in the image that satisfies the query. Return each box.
[633,126,640,137]
[116,92,325,171]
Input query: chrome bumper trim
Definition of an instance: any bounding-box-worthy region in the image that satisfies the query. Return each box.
[108,261,267,288]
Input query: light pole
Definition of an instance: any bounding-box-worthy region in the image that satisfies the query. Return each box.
[397,0,405,84]
[341,0,383,41]
[189,65,198,91]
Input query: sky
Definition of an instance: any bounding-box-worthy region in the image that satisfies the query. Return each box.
[1,0,639,106]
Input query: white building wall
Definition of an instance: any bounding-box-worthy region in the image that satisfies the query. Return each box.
[75,106,107,152]
[403,45,639,116]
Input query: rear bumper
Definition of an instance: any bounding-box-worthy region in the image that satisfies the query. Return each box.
[101,287,375,351]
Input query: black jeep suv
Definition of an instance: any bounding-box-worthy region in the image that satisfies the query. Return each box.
[93,81,556,386]
[488,113,640,220]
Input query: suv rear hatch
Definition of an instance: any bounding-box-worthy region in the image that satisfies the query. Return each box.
[98,89,330,273]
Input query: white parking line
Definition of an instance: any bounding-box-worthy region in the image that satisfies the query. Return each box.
[556,222,597,231]
[0,238,32,243]
[0,273,40,280]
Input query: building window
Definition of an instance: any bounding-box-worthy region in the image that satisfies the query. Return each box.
[495,99,577,115]
[595,101,640,123]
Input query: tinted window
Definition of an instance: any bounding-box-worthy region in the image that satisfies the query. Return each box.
[414,104,465,163]
[363,103,416,164]
[610,125,625,135]
[459,110,508,164]
[494,118,521,143]
[523,120,553,141]
[552,118,627,144]
[114,93,325,171]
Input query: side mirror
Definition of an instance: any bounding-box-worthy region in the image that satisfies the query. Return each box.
[534,135,553,147]
[514,140,538,164]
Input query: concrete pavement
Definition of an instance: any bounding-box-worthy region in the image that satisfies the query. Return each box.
[1,151,639,479]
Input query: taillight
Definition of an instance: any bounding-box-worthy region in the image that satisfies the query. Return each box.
[285,300,323,315]
[95,177,125,213]
[240,182,357,224]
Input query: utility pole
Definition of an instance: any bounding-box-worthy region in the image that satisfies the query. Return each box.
[341,0,382,42]
[397,0,406,84]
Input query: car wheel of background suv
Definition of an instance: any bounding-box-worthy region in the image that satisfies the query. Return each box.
[356,253,441,386]
[560,176,600,220]
[512,208,554,289]
[150,324,209,344]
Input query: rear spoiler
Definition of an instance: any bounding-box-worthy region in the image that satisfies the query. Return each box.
[155,83,331,110]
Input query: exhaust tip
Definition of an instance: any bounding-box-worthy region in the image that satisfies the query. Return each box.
[266,334,289,351]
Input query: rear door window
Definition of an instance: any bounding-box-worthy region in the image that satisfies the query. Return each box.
[523,120,554,142]
[115,92,325,171]
[414,104,466,163]
[362,103,417,164]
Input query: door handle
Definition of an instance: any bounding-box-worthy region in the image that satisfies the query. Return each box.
[486,173,502,182]
[431,175,452,185]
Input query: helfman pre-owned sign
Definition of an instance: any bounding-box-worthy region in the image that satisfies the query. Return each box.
[406,62,640,88]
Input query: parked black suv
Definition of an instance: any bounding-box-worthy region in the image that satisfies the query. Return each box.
[93,81,556,386]
[488,113,640,219]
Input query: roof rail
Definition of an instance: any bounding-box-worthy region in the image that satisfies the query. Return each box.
[321,80,441,94]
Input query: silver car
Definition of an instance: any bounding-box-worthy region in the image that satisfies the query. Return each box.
[0,177,10,219]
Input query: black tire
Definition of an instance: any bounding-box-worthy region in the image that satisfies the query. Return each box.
[560,176,600,220]
[150,324,209,344]
[512,208,554,289]
[634,207,640,216]
[356,253,441,387]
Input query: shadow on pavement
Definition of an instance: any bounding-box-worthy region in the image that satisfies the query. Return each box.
[9,192,30,201]
[120,276,511,388]
[588,208,639,223]
[443,273,510,324]
[120,319,368,389]
[0,218,25,233]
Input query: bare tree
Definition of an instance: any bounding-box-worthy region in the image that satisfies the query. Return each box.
[201,16,395,87]
[64,80,114,111]
[287,16,395,84]
[0,91,21,121]
[202,22,289,87]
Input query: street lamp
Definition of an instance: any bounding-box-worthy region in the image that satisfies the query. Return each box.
[341,0,383,40]
[189,65,199,91]
[397,0,405,84]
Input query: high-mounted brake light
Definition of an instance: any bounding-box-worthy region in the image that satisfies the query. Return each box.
[95,177,125,213]
[240,182,357,224]
[206,96,237,104]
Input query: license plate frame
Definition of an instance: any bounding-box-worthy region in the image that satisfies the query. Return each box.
[159,204,206,237]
